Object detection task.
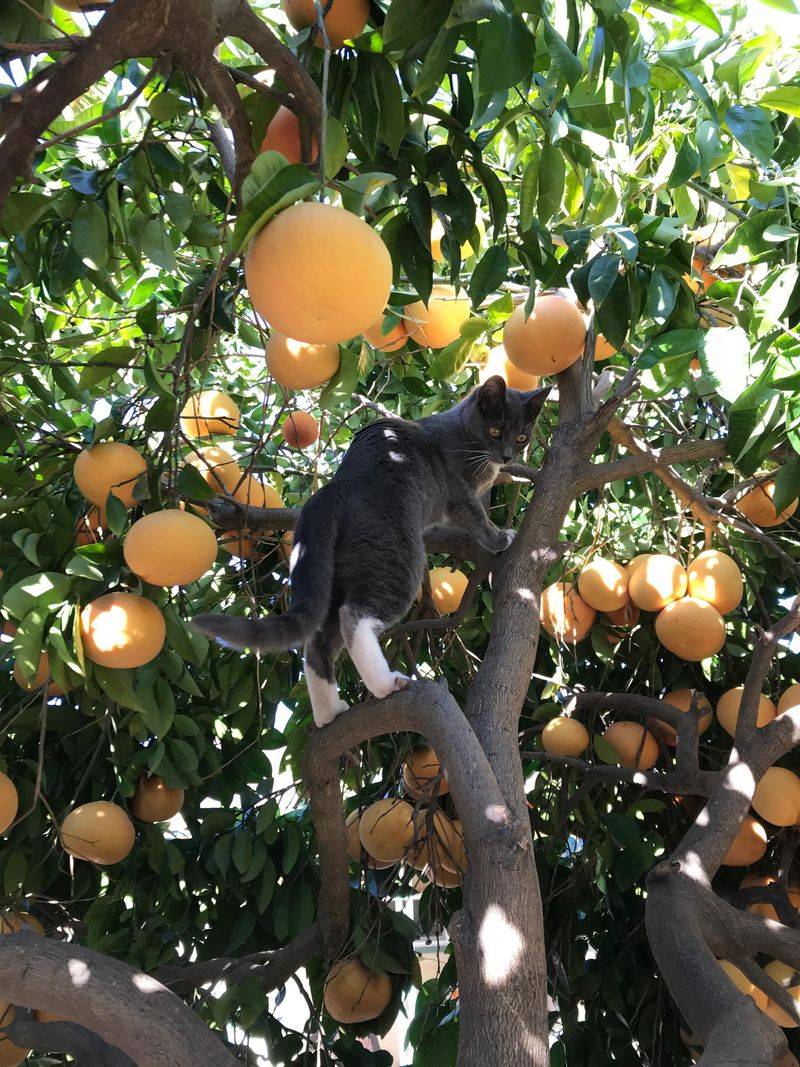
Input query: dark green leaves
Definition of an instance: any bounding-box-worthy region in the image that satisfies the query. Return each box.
[536,144,565,224]
[371,56,405,157]
[141,218,177,272]
[468,246,509,306]
[383,0,453,50]
[478,13,535,94]
[588,254,621,306]
[724,105,775,167]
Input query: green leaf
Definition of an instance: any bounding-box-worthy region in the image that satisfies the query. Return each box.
[0,191,53,234]
[413,25,460,100]
[323,116,349,178]
[760,86,800,118]
[176,463,217,502]
[519,149,540,232]
[542,14,584,90]
[4,852,27,896]
[371,55,405,157]
[709,209,785,268]
[104,492,128,537]
[537,144,565,224]
[383,0,453,51]
[282,822,301,874]
[213,834,233,878]
[640,329,701,369]
[724,105,775,167]
[319,346,357,411]
[163,190,194,231]
[94,666,148,713]
[140,676,176,739]
[229,162,318,254]
[647,267,678,325]
[644,0,721,33]
[232,831,254,875]
[3,572,72,621]
[697,326,750,403]
[71,201,108,269]
[588,254,621,306]
[78,346,136,390]
[468,246,509,306]
[12,608,47,685]
[667,136,699,188]
[170,738,199,774]
[141,218,177,271]
[478,13,535,94]
[772,460,800,515]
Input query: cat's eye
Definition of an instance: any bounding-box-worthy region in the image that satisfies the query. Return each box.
[489,427,501,438]
[516,433,528,443]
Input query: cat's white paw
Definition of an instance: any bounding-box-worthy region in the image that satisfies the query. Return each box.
[370,672,411,699]
[390,672,411,692]
[313,699,349,728]
[501,528,516,547]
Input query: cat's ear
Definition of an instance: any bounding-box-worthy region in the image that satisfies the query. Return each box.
[476,374,506,415]
[521,385,552,422]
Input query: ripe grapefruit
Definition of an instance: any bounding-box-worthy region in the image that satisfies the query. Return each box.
[80,592,166,669]
[323,957,392,1024]
[763,961,800,1027]
[131,775,184,822]
[185,445,243,495]
[656,689,713,744]
[405,284,471,350]
[74,441,147,509]
[232,475,282,511]
[722,815,768,866]
[345,810,393,869]
[718,960,768,1010]
[686,550,743,615]
[124,510,217,587]
[594,334,617,361]
[717,687,776,736]
[577,557,629,612]
[655,597,726,661]
[541,716,589,757]
[266,332,340,391]
[602,721,659,769]
[503,294,587,376]
[13,652,64,698]
[430,217,483,262]
[0,912,44,936]
[246,203,392,345]
[479,345,540,390]
[60,801,135,864]
[540,582,596,643]
[283,0,370,47]
[282,410,319,449]
[406,809,460,871]
[363,315,408,352]
[402,746,449,799]
[735,480,798,527]
[428,568,468,615]
[628,554,687,612]
[752,767,800,827]
[778,684,800,717]
[180,391,240,439]
[0,774,18,835]
[260,105,318,164]
[358,798,414,863]
[604,602,640,628]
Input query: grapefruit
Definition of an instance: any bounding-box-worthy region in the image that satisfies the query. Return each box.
[345,810,393,869]
[722,815,768,866]
[13,652,64,698]
[735,481,798,528]
[594,334,617,362]
[131,775,184,822]
[686,550,743,615]
[0,912,44,936]
[753,767,800,827]
[541,716,589,757]
[406,809,459,871]
[717,687,776,736]
[428,568,468,615]
[602,721,659,769]
[402,746,449,799]
[266,332,340,391]
[60,801,135,864]
[540,582,596,643]
[323,958,392,1024]
[427,860,463,887]
[282,410,320,449]
[232,475,282,510]
[763,961,800,1027]
[479,345,540,390]
[185,445,242,495]
[430,217,483,262]
[123,510,217,586]
[503,294,587,376]
[260,105,318,164]
[75,507,104,546]
[655,597,726,661]
[220,529,262,560]
[80,592,166,669]
[628,554,687,612]
[405,284,471,349]
[577,557,629,612]
[179,391,240,439]
[284,0,370,47]
[778,684,800,717]
[0,1004,28,1066]
[656,689,713,744]
[625,553,657,580]
[245,203,392,345]
[358,798,414,863]
[74,441,147,508]
[441,818,466,875]
[604,602,640,628]
[0,774,18,835]
[363,315,408,352]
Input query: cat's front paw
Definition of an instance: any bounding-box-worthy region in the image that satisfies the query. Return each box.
[313,699,350,728]
[484,527,516,553]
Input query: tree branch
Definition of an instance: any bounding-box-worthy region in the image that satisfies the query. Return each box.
[7,1016,136,1067]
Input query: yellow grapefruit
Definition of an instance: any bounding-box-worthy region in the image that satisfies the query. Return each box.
[323,958,392,1024]
[363,315,408,352]
[594,334,617,362]
[428,567,468,615]
[540,582,596,643]
[778,684,800,718]
[405,284,471,349]
[655,597,726,660]
[345,810,393,870]
[358,798,414,863]
[722,815,768,866]
[656,689,713,744]
[282,410,320,449]
[266,332,340,391]
[402,746,449,799]
[179,391,240,439]
[0,774,18,835]
[406,809,459,871]
[753,767,800,827]
[686,550,743,615]
[503,294,587,376]
[131,775,184,822]
[577,557,629,612]
[717,687,776,736]
[541,716,589,757]
[284,0,370,47]
[602,721,659,769]
[735,481,798,528]
[13,652,64,698]
[185,445,242,495]
[479,345,540,390]
[60,801,135,865]
[246,203,392,344]
[260,105,317,164]
[74,441,147,509]
[124,510,217,587]
[628,554,687,612]
[763,961,800,1027]
[80,593,166,669]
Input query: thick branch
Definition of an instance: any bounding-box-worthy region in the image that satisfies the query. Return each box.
[0,932,238,1067]
[7,1017,135,1067]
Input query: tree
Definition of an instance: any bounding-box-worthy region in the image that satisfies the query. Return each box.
[0,0,799,1063]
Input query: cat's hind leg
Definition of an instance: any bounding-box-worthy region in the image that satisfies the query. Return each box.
[304,615,348,728]
[340,604,411,700]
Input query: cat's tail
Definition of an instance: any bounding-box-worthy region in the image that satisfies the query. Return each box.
[193,488,340,653]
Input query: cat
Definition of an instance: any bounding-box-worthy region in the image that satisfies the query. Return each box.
[194,375,550,727]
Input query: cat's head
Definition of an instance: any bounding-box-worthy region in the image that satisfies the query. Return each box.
[465,375,551,463]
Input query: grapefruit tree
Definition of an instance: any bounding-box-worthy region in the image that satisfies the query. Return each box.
[0,1,800,1065]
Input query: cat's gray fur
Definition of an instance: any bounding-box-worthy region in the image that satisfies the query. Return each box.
[194,375,550,726]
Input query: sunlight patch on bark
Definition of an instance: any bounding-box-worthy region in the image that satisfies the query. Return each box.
[726,757,756,796]
[68,959,91,987]
[479,904,523,986]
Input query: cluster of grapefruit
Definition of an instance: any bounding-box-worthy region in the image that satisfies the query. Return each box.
[326,745,462,1024]
[541,548,746,662]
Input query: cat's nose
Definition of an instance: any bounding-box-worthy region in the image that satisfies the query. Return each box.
[502,448,513,462]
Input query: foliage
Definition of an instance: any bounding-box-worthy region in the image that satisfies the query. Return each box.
[0,0,799,1063]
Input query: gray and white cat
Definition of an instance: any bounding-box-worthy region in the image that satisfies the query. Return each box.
[194,375,550,727]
